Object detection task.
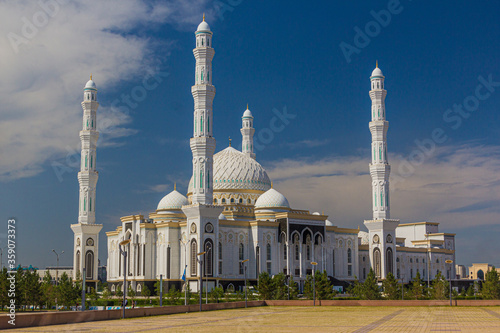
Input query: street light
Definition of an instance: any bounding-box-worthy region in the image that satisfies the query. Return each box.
[197,251,206,312]
[119,239,131,319]
[52,249,64,286]
[446,259,453,306]
[241,259,249,308]
[0,246,7,270]
[311,262,318,306]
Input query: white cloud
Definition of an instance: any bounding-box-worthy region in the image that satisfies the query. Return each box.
[0,0,211,181]
[266,144,500,233]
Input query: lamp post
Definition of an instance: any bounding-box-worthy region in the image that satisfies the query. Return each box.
[0,246,7,270]
[179,237,189,305]
[119,239,131,319]
[445,259,453,306]
[241,259,249,308]
[311,262,318,306]
[197,251,206,312]
[52,249,64,286]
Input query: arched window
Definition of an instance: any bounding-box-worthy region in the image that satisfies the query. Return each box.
[266,243,272,274]
[239,243,244,261]
[306,245,311,260]
[477,269,485,280]
[239,243,244,274]
[247,199,251,204]
[283,244,287,260]
[222,198,226,204]
[386,247,393,275]
[214,198,218,204]
[373,248,381,278]
[256,246,260,276]
[347,248,352,264]
[76,250,80,276]
[239,198,243,204]
[231,198,235,203]
[295,245,299,260]
[397,268,400,279]
[204,239,213,277]
[191,239,197,276]
[218,242,222,275]
[85,250,94,279]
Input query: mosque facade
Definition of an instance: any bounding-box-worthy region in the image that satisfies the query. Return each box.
[72,18,456,293]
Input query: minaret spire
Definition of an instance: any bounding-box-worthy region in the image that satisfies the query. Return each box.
[71,76,103,287]
[190,15,215,204]
[364,64,399,281]
[241,104,256,159]
[369,63,390,219]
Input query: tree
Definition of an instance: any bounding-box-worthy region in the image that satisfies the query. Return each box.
[382,272,400,300]
[88,287,99,306]
[430,270,447,300]
[466,284,474,297]
[410,271,425,300]
[481,267,500,299]
[288,276,299,300]
[166,285,181,305]
[0,268,9,310]
[209,286,224,303]
[304,271,334,300]
[271,273,288,300]
[40,271,56,310]
[58,272,78,308]
[142,285,151,300]
[102,287,111,299]
[154,279,164,296]
[347,277,364,298]
[363,268,381,300]
[116,284,123,297]
[257,272,273,300]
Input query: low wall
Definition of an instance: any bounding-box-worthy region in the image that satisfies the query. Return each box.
[0,301,265,330]
[264,300,500,306]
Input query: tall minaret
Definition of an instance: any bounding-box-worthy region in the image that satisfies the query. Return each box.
[71,76,103,287]
[190,14,216,205]
[182,16,223,291]
[241,104,256,159]
[369,61,390,219]
[364,62,399,280]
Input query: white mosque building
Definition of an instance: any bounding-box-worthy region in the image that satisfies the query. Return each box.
[72,18,457,293]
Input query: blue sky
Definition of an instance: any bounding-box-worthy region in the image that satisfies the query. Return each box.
[1,0,500,270]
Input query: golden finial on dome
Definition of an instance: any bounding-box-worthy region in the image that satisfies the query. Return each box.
[271,181,273,188]
[376,60,378,68]
[322,210,324,215]
[174,182,177,191]
[90,73,92,80]
[358,225,360,231]
[203,13,205,21]
[247,103,249,110]
[229,136,232,147]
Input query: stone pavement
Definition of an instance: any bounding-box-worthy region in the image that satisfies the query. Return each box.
[11,306,500,332]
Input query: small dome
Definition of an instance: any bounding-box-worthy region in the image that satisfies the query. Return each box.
[312,212,320,215]
[157,190,189,211]
[197,20,210,32]
[255,188,290,209]
[85,79,96,90]
[325,219,334,226]
[219,213,227,220]
[371,67,383,78]
[243,107,253,118]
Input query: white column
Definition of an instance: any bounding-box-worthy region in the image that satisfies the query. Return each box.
[369,62,391,219]
[241,105,256,159]
[191,17,216,205]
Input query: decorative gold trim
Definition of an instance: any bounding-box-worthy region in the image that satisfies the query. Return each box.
[398,221,439,227]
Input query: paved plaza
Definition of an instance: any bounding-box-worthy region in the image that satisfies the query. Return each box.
[12,306,500,332]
